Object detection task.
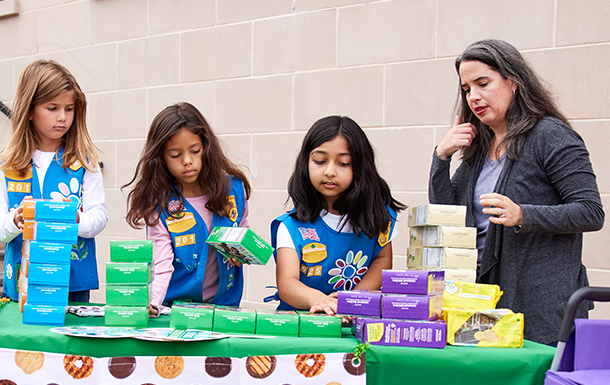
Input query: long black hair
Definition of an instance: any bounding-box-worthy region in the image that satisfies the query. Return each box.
[455,39,569,165]
[288,115,405,238]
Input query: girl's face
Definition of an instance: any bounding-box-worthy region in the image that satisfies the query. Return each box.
[29,90,75,152]
[459,60,516,133]
[308,134,353,214]
[163,127,204,197]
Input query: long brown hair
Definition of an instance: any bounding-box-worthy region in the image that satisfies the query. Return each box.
[455,39,569,165]
[123,102,251,229]
[0,59,99,174]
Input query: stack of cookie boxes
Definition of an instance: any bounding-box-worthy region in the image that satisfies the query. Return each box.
[105,240,153,328]
[20,200,79,326]
[407,204,478,283]
[337,270,447,349]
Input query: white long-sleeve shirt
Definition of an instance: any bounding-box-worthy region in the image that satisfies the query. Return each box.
[0,150,108,242]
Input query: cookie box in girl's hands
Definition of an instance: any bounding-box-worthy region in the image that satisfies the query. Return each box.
[206,227,274,265]
[22,220,79,243]
[22,199,78,223]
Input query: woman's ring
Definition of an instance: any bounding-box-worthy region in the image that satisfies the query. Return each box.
[501,209,506,218]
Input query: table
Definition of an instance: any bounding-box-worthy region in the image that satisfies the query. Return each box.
[0,302,555,384]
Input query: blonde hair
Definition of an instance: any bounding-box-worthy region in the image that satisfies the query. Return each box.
[0,59,99,175]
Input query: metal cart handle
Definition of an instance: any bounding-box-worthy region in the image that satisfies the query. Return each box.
[550,286,610,372]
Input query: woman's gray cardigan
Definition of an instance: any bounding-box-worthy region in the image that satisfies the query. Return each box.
[429,117,604,344]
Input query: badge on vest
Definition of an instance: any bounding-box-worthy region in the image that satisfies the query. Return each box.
[378,221,392,247]
[69,160,83,171]
[166,212,196,233]
[227,195,238,222]
[5,167,32,193]
[302,264,322,277]
[302,242,327,263]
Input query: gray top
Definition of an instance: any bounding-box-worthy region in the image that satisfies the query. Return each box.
[429,117,604,344]
[473,155,506,262]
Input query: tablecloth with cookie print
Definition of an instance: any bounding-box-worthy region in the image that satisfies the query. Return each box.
[0,347,366,384]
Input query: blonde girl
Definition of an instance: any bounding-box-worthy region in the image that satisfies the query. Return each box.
[0,60,108,303]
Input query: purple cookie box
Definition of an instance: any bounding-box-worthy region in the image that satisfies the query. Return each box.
[381,270,444,295]
[351,316,380,340]
[361,318,447,349]
[382,294,443,321]
[337,290,382,317]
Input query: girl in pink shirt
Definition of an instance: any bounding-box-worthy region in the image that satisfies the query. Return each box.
[123,102,251,315]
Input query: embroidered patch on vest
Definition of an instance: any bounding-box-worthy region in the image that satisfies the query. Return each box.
[5,166,33,181]
[227,195,238,222]
[377,221,391,247]
[7,181,31,193]
[175,233,196,247]
[305,265,323,277]
[328,250,368,291]
[298,227,319,241]
[302,242,327,263]
[69,160,82,171]
[166,212,196,233]
[5,166,33,193]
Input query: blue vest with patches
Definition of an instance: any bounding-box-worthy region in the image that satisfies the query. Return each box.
[159,177,245,306]
[3,148,98,301]
[270,207,396,311]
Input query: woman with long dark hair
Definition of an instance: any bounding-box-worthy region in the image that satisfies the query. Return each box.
[429,39,604,344]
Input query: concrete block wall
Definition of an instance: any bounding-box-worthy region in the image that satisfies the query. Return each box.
[0,0,608,318]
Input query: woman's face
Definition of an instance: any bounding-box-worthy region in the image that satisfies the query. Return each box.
[459,60,516,133]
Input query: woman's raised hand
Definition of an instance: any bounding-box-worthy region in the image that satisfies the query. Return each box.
[436,116,478,160]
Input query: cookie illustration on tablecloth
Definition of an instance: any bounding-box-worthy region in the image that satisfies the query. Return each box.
[246,356,277,379]
[205,357,233,378]
[14,350,44,374]
[342,352,365,376]
[0,380,17,385]
[154,356,184,379]
[63,355,94,379]
[295,353,326,378]
[108,356,137,379]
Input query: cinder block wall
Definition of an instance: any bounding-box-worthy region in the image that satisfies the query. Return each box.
[1,0,608,318]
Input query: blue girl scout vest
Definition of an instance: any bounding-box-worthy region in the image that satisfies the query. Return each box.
[3,148,98,301]
[270,207,397,311]
[159,177,245,306]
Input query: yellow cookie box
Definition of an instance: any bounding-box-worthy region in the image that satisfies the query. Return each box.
[445,308,524,348]
[443,281,502,309]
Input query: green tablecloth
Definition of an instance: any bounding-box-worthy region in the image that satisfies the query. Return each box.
[0,303,555,385]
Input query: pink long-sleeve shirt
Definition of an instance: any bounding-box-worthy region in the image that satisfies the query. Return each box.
[148,195,249,311]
